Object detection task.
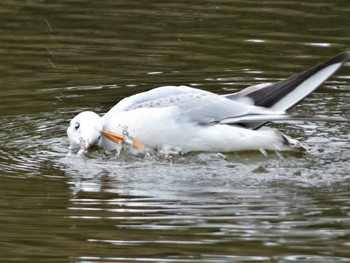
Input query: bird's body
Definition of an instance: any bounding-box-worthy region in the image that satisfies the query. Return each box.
[100,86,301,153]
[67,52,350,155]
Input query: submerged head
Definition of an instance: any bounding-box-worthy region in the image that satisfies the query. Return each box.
[67,111,103,151]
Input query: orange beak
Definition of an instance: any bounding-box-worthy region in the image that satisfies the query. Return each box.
[100,130,144,150]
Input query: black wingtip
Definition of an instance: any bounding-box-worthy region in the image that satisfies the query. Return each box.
[236,51,350,130]
[325,51,350,66]
[245,51,350,110]
[337,51,350,60]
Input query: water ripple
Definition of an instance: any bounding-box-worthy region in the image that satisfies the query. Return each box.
[1,0,350,261]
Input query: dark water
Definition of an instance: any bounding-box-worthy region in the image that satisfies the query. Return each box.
[1,1,350,262]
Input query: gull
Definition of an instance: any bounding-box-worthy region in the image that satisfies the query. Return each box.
[67,52,349,154]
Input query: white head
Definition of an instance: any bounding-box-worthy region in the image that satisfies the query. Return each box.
[67,111,103,151]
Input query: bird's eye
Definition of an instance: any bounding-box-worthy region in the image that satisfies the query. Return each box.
[74,122,80,130]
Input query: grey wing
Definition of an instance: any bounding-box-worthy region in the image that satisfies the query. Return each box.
[111,82,292,125]
[170,93,337,126]
[110,85,212,113]
[133,92,288,126]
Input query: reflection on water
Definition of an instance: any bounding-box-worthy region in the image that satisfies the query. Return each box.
[0,0,350,262]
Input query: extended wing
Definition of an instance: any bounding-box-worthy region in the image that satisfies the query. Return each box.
[225,51,350,128]
[105,52,349,128]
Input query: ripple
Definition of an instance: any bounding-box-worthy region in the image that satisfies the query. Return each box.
[1,1,350,261]
[0,113,68,178]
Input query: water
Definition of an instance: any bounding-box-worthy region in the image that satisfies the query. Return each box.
[1,0,350,262]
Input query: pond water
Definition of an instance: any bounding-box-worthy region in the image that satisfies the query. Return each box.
[0,1,349,262]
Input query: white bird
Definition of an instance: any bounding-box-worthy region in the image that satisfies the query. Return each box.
[67,52,349,154]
